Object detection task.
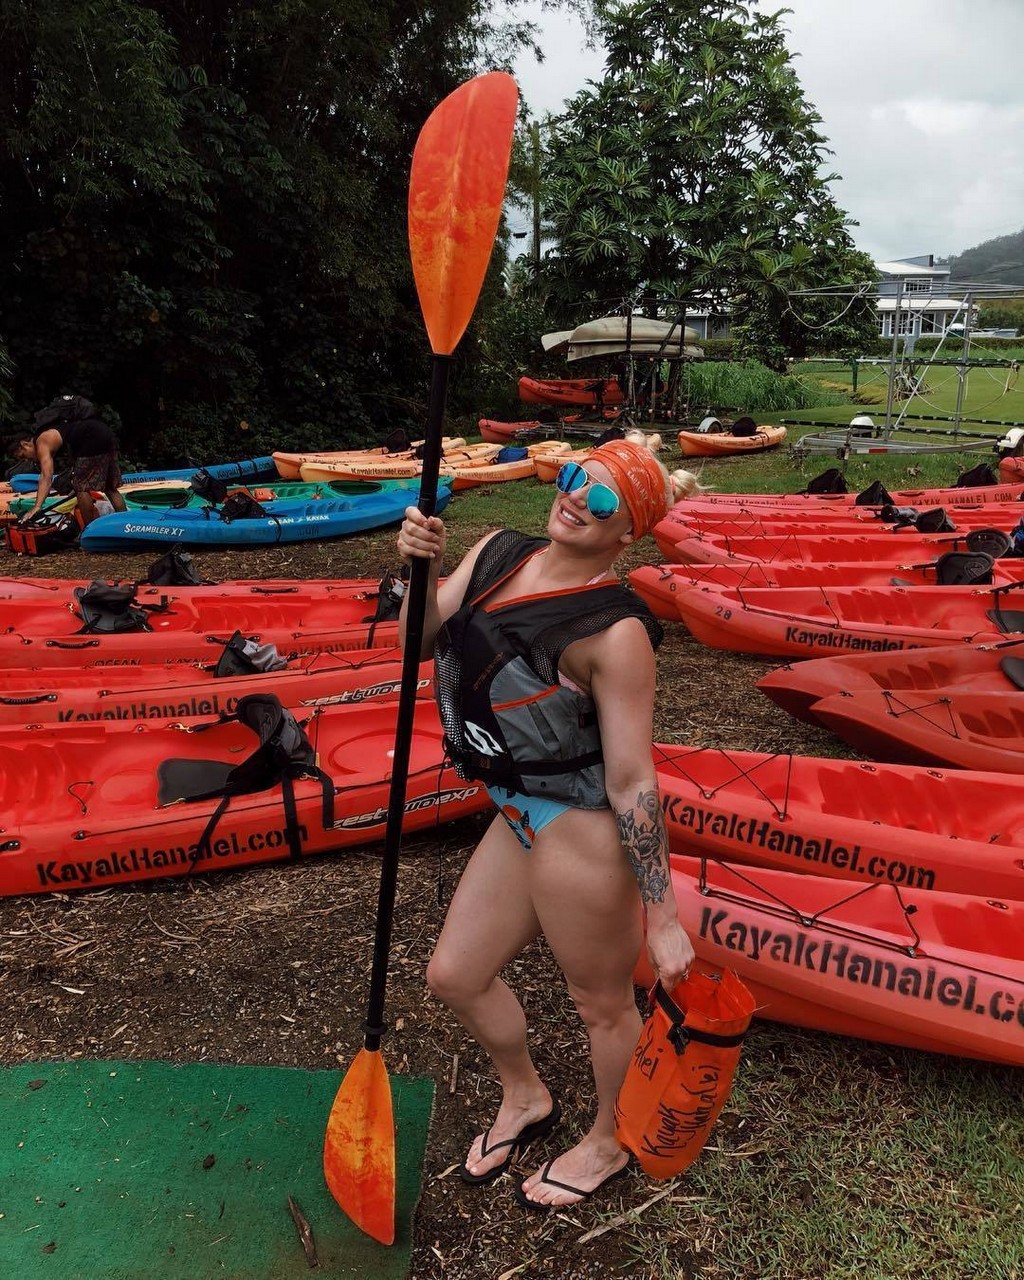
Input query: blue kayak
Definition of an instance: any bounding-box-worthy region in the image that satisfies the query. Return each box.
[9,455,278,494]
[79,484,451,551]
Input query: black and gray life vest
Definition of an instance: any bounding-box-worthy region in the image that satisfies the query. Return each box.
[434,531,662,807]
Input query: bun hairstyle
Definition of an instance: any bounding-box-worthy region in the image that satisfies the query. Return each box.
[669,466,712,500]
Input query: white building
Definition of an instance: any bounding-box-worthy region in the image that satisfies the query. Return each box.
[874,255,968,341]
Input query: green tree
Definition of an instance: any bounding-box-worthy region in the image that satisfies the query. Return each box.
[0,1,576,459]
[539,0,876,366]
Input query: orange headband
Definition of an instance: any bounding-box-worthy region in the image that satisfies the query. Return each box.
[591,440,670,538]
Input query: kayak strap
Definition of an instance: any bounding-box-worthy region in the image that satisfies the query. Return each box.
[73,581,172,634]
[156,694,335,867]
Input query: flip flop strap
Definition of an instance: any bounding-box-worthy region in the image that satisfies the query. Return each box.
[534,1157,594,1200]
[478,1127,519,1159]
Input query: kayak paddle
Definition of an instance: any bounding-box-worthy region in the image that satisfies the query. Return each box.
[322,69,518,1246]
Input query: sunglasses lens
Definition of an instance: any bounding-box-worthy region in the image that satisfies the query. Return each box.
[587,484,619,520]
[556,462,588,495]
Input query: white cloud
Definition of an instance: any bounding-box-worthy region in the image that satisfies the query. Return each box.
[511,0,1024,263]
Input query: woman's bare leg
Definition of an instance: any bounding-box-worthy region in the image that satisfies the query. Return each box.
[519,806,642,1206]
[427,815,552,1178]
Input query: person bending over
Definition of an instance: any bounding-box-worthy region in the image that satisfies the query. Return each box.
[396,438,694,1213]
[10,394,127,526]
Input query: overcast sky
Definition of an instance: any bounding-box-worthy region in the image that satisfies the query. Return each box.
[510,0,1024,264]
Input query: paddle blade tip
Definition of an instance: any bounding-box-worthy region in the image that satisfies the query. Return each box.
[323,1048,396,1246]
[409,71,520,356]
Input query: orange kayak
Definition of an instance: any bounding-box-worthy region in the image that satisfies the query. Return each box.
[299,443,499,482]
[272,439,467,479]
[637,856,1024,1066]
[757,638,1024,723]
[653,526,981,566]
[677,424,786,457]
[0,700,488,898]
[655,745,1024,900]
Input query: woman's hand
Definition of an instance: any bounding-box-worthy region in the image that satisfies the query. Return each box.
[644,915,695,993]
[396,505,446,573]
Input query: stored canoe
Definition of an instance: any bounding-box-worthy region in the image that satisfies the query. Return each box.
[636,856,1024,1066]
[9,457,277,494]
[677,425,786,457]
[477,419,543,444]
[0,700,488,898]
[518,376,624,408]
[79,486,449,551]
[298,444,499,482]
[671,582,1019,658]
[654,745,1024,900]
[756,639,1024,723]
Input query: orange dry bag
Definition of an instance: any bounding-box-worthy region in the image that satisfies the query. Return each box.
[614,967,755,1179]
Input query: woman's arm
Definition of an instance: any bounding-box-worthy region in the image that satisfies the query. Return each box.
[589,619,695,991]
[395,507,497,659]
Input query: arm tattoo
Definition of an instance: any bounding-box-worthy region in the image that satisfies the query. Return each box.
[615,788,669,906]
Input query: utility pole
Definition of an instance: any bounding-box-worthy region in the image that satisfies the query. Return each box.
[883,278,904,438]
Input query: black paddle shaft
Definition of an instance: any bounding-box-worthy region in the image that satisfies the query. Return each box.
[363,353,451,1053]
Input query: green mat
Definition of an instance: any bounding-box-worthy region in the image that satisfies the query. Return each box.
[0,1060,433,1279]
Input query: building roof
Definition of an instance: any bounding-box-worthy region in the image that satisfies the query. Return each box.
[876,259,949,277]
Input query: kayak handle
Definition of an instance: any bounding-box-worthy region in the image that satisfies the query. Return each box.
[0,693,58,705]
[45,639,100,649]
[251,586,299,594]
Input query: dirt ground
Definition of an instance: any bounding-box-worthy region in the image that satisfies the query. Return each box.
[0,527,846,1280]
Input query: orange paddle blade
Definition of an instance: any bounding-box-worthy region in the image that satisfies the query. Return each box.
[323,1048,396,1246]
[408,70,519,355]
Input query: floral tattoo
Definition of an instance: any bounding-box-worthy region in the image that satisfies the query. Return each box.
[615,788,669,906]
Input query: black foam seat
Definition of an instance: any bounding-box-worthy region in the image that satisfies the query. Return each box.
[1000,656,1024,690]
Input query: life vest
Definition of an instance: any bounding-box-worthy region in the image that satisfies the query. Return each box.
[434,530,662,807]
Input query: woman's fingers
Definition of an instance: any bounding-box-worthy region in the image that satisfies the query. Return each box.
[397,507,445,560]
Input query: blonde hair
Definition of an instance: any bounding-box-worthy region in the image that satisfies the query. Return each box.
[618,428,710,504]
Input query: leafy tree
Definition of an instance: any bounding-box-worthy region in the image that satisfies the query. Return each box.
[539,0,877,366]
[0,1,578,458]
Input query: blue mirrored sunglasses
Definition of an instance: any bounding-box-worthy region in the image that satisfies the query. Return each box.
[554,461,620,520]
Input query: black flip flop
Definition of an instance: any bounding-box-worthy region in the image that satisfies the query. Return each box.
[513,1155,630,1213]
[458,1098,562,1186]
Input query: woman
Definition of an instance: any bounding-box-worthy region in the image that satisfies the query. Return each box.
[396,438,694,1212]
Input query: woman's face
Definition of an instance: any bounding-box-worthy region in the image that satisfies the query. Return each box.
[547,457,633,549]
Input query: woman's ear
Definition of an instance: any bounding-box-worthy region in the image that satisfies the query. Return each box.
[619,530,634,545]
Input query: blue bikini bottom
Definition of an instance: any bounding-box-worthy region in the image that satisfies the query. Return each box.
[486,786,572,851]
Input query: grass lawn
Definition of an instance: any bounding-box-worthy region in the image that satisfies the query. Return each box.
[447,443,1024,1280]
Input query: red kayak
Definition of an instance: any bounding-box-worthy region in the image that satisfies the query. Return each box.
[0,575,390,602]
[677,481,1024,508]
[757,639,1024,723]
[518,376,624,407]
[810,686,1024,773]
[655,745,1024,900]
[628,557,1024,621]
[672,582,1020,658]
[636,856,1024,1066]
[0,650,433,726]
[477,418,543,443]
[0,699,488,897]
[661,506,1024,540]
[655,528,986,567]
[0,592,400,668]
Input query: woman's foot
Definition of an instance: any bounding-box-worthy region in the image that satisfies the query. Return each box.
[515,1136,629,1210]
[460,1088,559,1184]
